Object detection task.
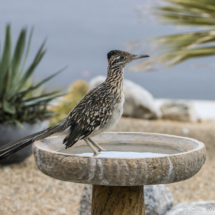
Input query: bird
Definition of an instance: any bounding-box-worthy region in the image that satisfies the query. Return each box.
[0,50,149,159]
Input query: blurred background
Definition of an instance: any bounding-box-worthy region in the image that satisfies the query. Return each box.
[1,0,214,100]
[1,0,215,214]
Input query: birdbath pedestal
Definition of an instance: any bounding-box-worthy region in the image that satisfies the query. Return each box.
[33,132,206,215]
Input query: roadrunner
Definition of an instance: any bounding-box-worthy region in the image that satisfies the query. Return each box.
[0,50,149,159]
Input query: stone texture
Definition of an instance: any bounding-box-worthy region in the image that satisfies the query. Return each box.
[165,201,215,215]
[89,76,161,119]
[145,185,173,215]
[160,100,198,122]
[0,120,49,165]
[80,185,92,215]
[33,132,206,186]
[80,184,173,215]
[89,76,105,90]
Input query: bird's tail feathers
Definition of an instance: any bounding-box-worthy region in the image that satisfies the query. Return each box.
[0,124,62,160]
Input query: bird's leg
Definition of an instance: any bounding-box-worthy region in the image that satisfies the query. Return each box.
[84,139,99,155]
[87,138,105,152]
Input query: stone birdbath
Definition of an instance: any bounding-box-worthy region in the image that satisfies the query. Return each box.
[33,132,206,215]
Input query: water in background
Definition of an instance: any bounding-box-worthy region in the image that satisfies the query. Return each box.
[0,0,214,100]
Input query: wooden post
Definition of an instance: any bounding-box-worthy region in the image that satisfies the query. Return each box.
[91,185,145,215]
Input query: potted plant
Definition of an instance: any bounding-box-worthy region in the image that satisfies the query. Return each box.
[0,25,65,164]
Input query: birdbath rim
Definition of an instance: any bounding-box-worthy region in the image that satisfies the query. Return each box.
[33,132,206,186]
[34,132,205,159]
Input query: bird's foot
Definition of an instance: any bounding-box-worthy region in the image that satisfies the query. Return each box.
[93,152,99,156]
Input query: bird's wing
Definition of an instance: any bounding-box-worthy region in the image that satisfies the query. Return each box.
[63,84,113,148]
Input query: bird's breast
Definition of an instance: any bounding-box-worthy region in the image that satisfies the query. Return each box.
[89,92,124,137]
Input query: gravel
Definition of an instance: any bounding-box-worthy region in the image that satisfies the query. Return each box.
[0,156,83,215]
[0,117,214,214]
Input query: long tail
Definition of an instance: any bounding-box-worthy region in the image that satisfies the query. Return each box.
[0,124,62,160]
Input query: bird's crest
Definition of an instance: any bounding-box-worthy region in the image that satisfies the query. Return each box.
[107,50,131,61]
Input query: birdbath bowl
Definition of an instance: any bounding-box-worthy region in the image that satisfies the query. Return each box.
[33,132,206,215]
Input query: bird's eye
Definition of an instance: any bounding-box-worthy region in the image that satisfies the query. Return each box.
[120,56,125,60]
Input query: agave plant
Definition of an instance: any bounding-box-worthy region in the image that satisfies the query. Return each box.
[0,25,65,125]
[130,0,215,71]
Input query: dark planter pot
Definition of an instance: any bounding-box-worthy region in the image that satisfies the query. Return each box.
[0,120,49,165]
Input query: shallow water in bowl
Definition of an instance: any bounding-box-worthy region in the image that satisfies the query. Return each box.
[57,143,183,158]
[69,151,170,158]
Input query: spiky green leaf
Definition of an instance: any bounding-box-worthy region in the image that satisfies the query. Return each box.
[23,92,64,107]
[20,27,34,73]
[3,100,16,114]
[0,25,11,97]
[17,47,46,91]
[11,29,26,77]
[16,67,66,98]
[0,25,65,124]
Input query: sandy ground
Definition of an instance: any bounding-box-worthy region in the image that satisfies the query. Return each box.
[0,118,215,214]
[0,156,83,215]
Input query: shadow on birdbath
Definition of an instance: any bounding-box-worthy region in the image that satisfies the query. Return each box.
[33,132,206,215]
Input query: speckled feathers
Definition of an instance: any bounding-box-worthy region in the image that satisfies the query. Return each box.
[62,50,140,148]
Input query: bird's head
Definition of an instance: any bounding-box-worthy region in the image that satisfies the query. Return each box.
[107,50,149,68]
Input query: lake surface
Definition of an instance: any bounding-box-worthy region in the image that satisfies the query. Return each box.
[0,0,214,100]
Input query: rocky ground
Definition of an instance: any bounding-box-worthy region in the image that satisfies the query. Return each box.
[0,117,215,215]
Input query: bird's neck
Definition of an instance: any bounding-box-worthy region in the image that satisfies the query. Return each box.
[106,66,124,85]
[105,66,124,101]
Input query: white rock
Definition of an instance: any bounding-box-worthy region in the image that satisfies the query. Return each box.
[89,76,105,90]
[160,100,198,122]
[165,201,215,215]
[59,208,67,214]
[89,76,161,119]
[79,185,92,215]
[123,79,161,119]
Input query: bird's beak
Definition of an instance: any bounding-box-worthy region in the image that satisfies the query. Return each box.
[131,54,150,60]
[114,54,149,67]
